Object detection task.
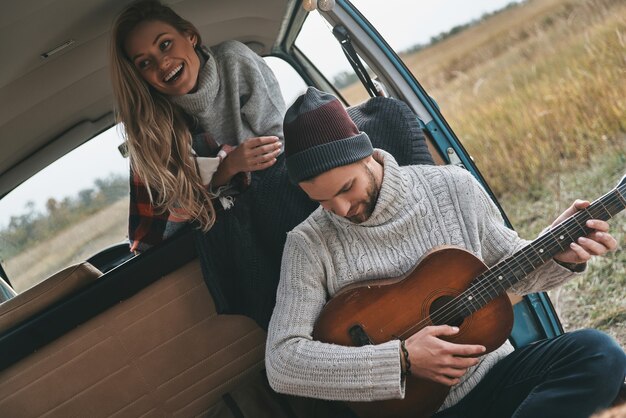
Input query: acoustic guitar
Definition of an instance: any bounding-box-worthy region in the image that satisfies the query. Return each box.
[312,176,625,418]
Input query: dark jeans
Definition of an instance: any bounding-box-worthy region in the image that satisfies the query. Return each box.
[433,329,626,418]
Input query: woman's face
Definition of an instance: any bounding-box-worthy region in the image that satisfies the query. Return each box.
[124,20,201,96]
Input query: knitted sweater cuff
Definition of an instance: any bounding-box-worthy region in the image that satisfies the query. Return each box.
[366,340,406,400]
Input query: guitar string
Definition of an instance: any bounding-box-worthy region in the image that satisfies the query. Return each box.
[396,189,624,339]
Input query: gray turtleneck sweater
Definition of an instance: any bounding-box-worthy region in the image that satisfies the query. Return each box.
[171,40,286,145]
[265,150,577,409]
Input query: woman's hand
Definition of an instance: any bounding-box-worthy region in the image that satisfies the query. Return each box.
[225,136,282,173]
[212,136,281,186]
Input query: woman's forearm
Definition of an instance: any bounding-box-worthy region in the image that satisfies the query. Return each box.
[211,158,236,187]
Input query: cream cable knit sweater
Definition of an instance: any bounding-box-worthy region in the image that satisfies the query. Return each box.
[266,150,577,409]
[171,40,285,145]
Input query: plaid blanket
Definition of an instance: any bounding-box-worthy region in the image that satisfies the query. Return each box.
[128,132,249,252]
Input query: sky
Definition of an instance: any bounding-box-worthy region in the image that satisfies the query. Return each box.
[0,0,521,228]
[352,0,520,50]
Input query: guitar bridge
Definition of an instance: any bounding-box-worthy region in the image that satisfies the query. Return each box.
[349,325,373,346]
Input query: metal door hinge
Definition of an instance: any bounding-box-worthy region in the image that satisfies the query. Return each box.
[447,147,466,169]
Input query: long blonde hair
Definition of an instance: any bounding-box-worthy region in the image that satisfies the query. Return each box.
[109,0,215,231]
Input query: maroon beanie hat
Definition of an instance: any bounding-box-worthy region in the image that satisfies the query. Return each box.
[283,87,373,184]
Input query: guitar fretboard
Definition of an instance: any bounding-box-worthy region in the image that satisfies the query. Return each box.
[457,181,625,316]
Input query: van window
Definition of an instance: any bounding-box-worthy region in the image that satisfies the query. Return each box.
[295,11,371,105]
[264,57,308,106]
[0,127,129,292]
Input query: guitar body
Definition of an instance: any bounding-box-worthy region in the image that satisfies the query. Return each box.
[312,247,514,418]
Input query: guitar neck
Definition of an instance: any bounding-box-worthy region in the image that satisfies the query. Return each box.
[460,181,625,315]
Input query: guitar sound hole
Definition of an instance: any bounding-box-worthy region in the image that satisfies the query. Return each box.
[349,325,373,347]
[429,296,464,327]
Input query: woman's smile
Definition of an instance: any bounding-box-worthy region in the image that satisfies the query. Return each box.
[163,63,184,83]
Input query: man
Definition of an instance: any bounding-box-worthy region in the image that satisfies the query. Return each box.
[265,87,625,417]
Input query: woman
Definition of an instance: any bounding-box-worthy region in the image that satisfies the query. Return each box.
[110,0,285,252]
[109,0,318,328]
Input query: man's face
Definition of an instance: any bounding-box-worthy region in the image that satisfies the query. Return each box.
[299,157,381,223]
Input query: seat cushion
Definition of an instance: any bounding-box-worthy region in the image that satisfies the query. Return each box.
[0,262,102,334]
[347,96,435,166]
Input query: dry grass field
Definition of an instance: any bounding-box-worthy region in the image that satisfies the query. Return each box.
[341,0,625,192]
[404,0,625,195]
[394,0,626,345]
[6,199,129,292]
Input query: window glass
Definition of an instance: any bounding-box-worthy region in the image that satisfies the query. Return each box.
[0,127,129,292]
[295,11,370,105]
[264,56,308,106]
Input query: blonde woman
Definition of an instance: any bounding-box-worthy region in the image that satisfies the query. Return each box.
[110,0,285,252]
[109,0,319,329]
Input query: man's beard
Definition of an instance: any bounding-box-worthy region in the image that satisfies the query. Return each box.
[346,163,380,224]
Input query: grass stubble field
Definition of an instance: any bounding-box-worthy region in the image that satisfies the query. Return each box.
[400,0,626,347]
[7,0,625,346]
